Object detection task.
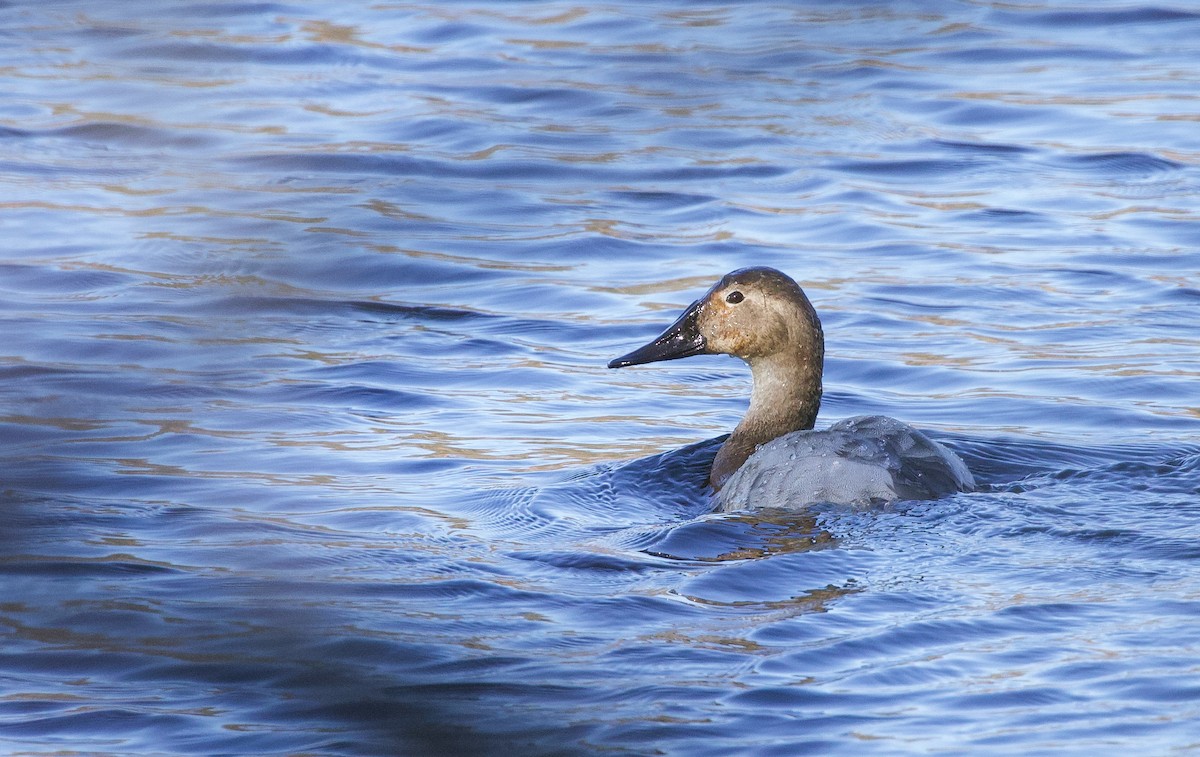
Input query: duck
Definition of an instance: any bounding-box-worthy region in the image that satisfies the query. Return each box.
[608,267,974,511]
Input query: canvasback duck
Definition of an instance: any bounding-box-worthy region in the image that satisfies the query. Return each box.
[608,267,974,511]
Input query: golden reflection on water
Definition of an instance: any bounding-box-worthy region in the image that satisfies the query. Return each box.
[697,511,837,563]
[658,583,860,655]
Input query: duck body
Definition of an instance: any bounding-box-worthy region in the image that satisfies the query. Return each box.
[717,415,974,511]
[608,266,974,511]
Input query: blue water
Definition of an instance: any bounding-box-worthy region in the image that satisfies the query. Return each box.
[3,1,1200,754]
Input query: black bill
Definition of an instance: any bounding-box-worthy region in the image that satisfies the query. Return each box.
[608,298,708,368]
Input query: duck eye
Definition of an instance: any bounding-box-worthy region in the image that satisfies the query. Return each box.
[725,291,744,304]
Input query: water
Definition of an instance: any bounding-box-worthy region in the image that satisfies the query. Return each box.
[2,1,1200,754]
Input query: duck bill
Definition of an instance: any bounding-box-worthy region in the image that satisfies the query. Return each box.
[608,299,708,368]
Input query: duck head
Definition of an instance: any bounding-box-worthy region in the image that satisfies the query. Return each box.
[608,266,822,368]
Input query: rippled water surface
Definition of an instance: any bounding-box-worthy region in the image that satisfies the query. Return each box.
[3,1,1200,754]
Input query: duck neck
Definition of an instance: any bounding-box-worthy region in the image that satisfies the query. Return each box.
[710,350,823,489]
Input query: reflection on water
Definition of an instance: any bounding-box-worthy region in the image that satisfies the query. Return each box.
[643,510,838,563]
[3,1,1200,754]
